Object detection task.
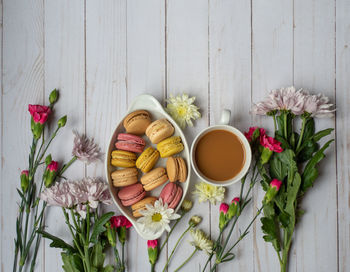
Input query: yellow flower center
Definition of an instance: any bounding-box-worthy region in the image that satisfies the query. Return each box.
[152,213,162,222]
[176,106,187,117]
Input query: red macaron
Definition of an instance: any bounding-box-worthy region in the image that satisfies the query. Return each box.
[118,183,146,206]
[115,133,146,153]
[159,183,183,209]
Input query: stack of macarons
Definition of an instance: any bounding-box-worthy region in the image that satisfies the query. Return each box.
[110,109,188,218]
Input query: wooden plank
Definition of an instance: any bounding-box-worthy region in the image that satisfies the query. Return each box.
[125,0,166,270]
[208,0,254,271]
[43,0,85,270]
[1,0,44,271]
[166,0,210,271]
[85,0,128,268]
[251,0,294,271]
[336,0,350,270]
[293,0,337,270]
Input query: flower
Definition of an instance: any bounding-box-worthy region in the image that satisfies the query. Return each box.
[189,229,213,255]
[57,115,67,128]
[251,87,306,116]
[270,179,282,191]
[20,170,29,192]
[231,197,240,205]
[137,199,180,234]
[28,104,51,124]
[147,240,158,265]
[181,199,193,212]
[219,203,230,230]
[219,203,229,214]
[147,240,158,249]
[260,134,283,153]
[49,89,58,104]
[227,197,240,219]
[44,160,59,187]
[264,179,283,203]
[192,182,225,205]
[244,127,266,142]
[111,215,132,229]
[189,215,202,227]
[72,130,102,164]
[40,180,76,208]
[165,93,201,129]
[302,93,335,118]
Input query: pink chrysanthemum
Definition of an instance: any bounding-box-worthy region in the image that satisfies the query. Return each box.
[72,130,102,164]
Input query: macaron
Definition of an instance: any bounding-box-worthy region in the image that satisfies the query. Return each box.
[123,110,152,135]
[111,150,136,167]
[145,119,175,144]
[159,182,183,209]
[111,168,138,187]
[166,157,187,182]
[140,167,168,191]
[118,183,146,206]
[115,133,146,153]
[131,196,157,217]
[136,147,160,173]
[157,136,184,158]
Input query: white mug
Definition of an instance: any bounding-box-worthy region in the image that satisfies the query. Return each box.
[190,109,252,186]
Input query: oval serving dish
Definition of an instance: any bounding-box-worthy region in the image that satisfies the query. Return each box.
[105,94,191,240]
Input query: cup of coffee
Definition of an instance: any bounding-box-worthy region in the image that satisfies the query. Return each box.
[190,109,252,186]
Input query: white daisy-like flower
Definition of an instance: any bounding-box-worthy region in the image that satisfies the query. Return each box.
[137,199,181,234]
[189,228,213,255]
[302,92,335,118]
[192,182,225,205]
[166,93,201,129]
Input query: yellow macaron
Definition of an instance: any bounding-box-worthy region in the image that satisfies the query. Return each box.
[111,150,136,168]
[157,136,184,158]
[136,147,160,173]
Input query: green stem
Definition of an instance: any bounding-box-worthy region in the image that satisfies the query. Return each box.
[34,127,60,167]
[273,114,277,132]
[59,156,77,176]
[296,117,306,152]
[151,263,155,272]
[284,112,288,139]
[62,208,84,258]
[160,213,184,253]
[86,205,90,242]
[114,247,122,269]
[174,248,198,272]
[202,230,224,271]
[162,225,192,272]
[121,242,125,271]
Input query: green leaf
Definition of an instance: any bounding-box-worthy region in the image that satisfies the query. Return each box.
[313,128,334,142]
[90,212,114,244]
[275,134,291,150]
[298,140,319,163]
[38,230,76,253]
[278,212,290,228]
[102,265,114,272]
[261,217,280,252]
[61,253,82,272]
[302,118,315,142]
[301,139,334,192]
[91,242,105,268]
[269,154,288,181]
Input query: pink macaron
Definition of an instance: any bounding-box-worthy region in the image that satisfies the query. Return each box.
[118,183,146,206]
[159,183,183,209]
[115,133,146,153]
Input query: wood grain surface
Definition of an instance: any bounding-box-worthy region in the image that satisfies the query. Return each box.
[1,0,349,271]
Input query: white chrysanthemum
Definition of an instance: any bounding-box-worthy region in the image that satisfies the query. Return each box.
[166,94,201,129]
[72,130,102,164]
[189,228,213,255]
[137,199,181,234]
[192,182,225,205]
[302,92,335,118]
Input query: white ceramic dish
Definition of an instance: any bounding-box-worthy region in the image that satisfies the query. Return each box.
[105,94,191,240]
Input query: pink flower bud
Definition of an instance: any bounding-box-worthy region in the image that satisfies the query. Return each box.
[47,161,58,172]
[231,197,240,205]
[147,239,158,249]
[244,127,266,142]
[21,170,29,176]
[219,203,229,214]
[110,215,132,229]
[28,104,51,124]
[260,134,283,153]
[270,179,282,191]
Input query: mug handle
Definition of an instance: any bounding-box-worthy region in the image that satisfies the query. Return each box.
[218,109,231,125]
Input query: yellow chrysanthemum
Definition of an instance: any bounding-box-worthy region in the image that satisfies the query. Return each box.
[166,94,201,129]
[192,182,225,205]
[189,228,213,255]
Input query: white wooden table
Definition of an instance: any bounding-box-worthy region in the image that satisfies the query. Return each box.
[1,0,349,271]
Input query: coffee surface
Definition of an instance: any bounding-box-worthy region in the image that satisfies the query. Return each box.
[195,130,245,181]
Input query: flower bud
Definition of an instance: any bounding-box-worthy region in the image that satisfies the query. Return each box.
[227,197,240,219]
[219,203,229,230]
[105,221,117,247]
[28,104,51,139]
[44,160,59,187]
[181,199,193,212]
[57,115,67,128]
[45,154,52,165]
[117,226,127,244]
[20,170,29,192]
[147,240,158,265]
[49,89,59,104]
[189,215,202,227]
[264,179,282,203]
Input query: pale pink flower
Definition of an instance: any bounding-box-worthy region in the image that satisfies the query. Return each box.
[40,180,76,208]
[302,93,335,118]
[72,130,102,164]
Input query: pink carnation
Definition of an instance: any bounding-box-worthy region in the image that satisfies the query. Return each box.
[28,104,51,124]
[147,239,158,249]
[231,197,240,205]
[47,161,58,172]
[270,179,282,191]
[111,215,132,229]
[244,127,266,142]
[260,134,283,153]
[219,203,229,214]
[21,170,29,176]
